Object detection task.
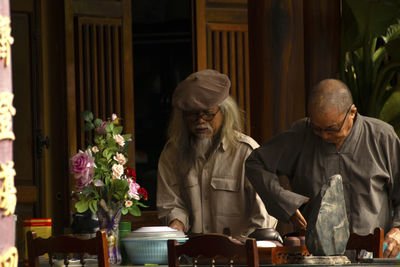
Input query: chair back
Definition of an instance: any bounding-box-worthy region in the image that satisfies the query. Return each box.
[26,230,109,267]
[167,233,259,267]
[346,227,384,259]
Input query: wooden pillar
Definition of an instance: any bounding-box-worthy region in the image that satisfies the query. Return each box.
[303,0,340,109]
[0,0,18,265]
[248,0,306,144]
[248,0,340,235]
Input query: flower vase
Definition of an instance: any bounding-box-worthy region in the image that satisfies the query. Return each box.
[97,200,123,265]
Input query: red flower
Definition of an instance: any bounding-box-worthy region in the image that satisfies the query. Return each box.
[125,168,136,180]
[138,187,148,200]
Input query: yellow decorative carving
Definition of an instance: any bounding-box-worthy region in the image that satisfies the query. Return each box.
[0,162,16,216]
[0,247,18,267]
[0,15,14,67]
[0,92,16,140]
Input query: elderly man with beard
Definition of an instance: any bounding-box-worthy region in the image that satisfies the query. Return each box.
[157,69,277,241]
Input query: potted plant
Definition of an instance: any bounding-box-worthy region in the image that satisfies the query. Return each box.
[340,0,400,136]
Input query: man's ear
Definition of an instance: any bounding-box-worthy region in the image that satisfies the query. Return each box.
[350,105,357,118]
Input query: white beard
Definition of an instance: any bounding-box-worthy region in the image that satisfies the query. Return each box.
[192,137,213,158]
[193,123,214,139]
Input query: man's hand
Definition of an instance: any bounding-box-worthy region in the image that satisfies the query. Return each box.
[289,209,307,230]
[169,219,184,232]
[383,227,400,258]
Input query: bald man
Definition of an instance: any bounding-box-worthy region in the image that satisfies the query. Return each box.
[246,79,400,257]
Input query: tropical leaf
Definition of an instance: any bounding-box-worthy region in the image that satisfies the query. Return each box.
[383,19,400,43]
[345,0,400,44]
[379,88,400,123]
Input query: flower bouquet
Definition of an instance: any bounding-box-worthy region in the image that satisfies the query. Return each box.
[70,111,147,264]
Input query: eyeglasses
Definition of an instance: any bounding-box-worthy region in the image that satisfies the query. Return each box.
[308,105,353,133]
[185,109,220,122]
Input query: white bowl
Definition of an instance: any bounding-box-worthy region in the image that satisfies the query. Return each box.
[121,226,187,265]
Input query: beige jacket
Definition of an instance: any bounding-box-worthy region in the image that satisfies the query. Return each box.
[157,132,277,239]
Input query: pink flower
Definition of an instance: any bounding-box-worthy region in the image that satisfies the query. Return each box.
[95,121,109,134]
[70,150,95,191]
[92,146,99,153]
[125,200,133,207]
[113,134,125,147]
[113,152,126,165]
[128,179,140,200]
[112,164,124,180]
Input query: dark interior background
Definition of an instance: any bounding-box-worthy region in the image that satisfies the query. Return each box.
[132,0,193,210]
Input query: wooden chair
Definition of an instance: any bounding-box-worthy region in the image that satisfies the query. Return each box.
[346,227,384,259]
[167,233,259,267]
[26,230,109,267]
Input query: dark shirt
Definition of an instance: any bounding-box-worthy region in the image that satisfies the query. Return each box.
[246,114,400,235]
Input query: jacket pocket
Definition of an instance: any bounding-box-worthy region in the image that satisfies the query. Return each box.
[210,176,239,192]
[210,176,241,217]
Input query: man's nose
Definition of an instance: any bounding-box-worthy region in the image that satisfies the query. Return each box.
[195,115,206,123]
[319,131,331,140]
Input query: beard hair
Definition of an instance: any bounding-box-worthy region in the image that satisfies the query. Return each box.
[192,137,214,158]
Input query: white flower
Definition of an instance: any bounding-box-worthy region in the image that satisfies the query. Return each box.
[112,114,118,121]
[92,146,99,153]
[112,164,124,180]
[113,134,125,147]
[113,152,127,165]
[125,200,133,207]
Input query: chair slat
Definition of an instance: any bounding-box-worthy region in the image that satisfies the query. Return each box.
[26,230,109,267]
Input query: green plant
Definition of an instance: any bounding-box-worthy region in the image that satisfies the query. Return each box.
[70,111,147,216]
[340,0,400,136]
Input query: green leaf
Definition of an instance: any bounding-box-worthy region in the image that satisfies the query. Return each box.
[106,123,114,133]
[81,111,94,122]
[94,118,103,128]
[121,206,128,215]
[379,88,400,123]
[84,122,95,132]
[383,19,400,43]
[137,202,149,208]
[75,199,89,213]
[128,205,141,216]
[113,126,123,135]
[103,148,109,158]
[122,134,132,140]
[121,140,131,154]
[345,0,400,44]
[88,199,98,213]
[94,135,103,144]
[82,186,94,196]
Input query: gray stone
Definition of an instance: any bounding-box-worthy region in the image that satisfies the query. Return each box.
[305,174,350,256]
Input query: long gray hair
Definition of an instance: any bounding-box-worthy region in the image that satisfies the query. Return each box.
[167,95,244,154]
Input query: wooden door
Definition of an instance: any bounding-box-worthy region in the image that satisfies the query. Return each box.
[64,0,135,175]
[193,0,251,134]
[10,0,45,258]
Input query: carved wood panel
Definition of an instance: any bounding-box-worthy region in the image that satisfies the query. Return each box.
[65,0,134,163]
[206,23,250,131]
[194,0,250,133]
